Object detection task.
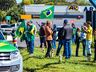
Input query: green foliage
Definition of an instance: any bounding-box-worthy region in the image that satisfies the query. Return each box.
[0,11,7,19]
[23,0,34,5]
[23,0,90,5]
[0,0,25,22]
[0,0,16,11]
[76,0,90,5]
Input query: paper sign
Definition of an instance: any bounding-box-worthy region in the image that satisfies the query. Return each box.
[20,15,32,20]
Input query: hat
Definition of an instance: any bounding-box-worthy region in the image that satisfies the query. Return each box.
[64,19,68,24]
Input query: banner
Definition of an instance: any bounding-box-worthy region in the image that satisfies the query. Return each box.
[20,15,32,20]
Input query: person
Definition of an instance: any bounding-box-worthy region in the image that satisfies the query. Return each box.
[11,29,18,48]
[85,21,93,61]
[36,22,47,49]
[75,28,81,57]
[56,21,66,56]
[94,29,96,61]
[25,21,37,57]
[72,23,77,43]
[64,19,73,59]
[81,23,87,56]
[51,24,57,56]
[45,20,53,58]
[39,22,47,51]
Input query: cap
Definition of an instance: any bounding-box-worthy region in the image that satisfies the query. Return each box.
[64,19,68,24]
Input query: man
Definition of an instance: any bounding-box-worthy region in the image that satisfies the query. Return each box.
[25,21,37,56]
[39,22,47,49]
[85,21,93,61]
[45,20,53,57]
[64,20,73,59]
[56,21,66,56]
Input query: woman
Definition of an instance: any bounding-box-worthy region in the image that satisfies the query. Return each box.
[75,28,81,57]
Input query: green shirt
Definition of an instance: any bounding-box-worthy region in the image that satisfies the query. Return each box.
[72,27,77,35]
[26,24,37,41]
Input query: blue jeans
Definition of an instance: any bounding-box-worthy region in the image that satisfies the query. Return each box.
[52,39,56,49]
[72,35,76,43]
[82,39,86,56]
[26,40,34,54]
[56,40,65,56]
[65,39,71,59]
[86,40,92,56]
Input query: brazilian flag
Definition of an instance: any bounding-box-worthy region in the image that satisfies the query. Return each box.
[16,20,26,41]
[40,6,54,19]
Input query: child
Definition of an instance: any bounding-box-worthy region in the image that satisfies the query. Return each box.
[75,28,81,57]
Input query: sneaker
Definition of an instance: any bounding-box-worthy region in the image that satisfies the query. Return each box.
[87,56,91,61]
[29,54,34,57]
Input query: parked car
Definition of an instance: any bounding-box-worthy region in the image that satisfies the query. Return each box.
[0,24,12,35]
[0,31,23,72]
[11,23,19,30]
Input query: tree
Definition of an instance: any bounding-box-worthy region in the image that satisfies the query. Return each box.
[23,0,34,5]
[0,0,16,11]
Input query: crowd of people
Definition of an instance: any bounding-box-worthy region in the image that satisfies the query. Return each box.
[15,20,96,62]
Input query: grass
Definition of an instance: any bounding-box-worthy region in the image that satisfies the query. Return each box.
[20,43,96,72]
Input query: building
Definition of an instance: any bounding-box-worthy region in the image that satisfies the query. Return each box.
[23,5,95,28]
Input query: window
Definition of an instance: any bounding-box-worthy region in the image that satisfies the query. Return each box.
[0,32,5,40]
[1,25,11,28]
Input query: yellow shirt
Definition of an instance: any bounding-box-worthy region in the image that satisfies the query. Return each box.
[86,26,93,41]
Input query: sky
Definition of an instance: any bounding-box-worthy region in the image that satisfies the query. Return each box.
[16,0,22,4]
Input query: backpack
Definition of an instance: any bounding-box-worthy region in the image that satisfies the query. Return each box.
[58,27,66,40]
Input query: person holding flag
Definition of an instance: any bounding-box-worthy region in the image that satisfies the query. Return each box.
[45,20,53,58]
[40,6,54,57]
[16,20,37,56]
[25,21,37,56]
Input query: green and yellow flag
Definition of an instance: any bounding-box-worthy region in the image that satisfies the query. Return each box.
[16,20,26,41]
[40,6,54,19]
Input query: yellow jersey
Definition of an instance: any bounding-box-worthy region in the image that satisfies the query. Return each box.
[86,26,93,41]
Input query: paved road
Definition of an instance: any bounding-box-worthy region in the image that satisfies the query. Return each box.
[17,37,40,48]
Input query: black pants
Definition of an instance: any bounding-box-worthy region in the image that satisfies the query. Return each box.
[94,40,96,61]
[76,40,80,56]
[45,40,52,57]
[40,36,46,48]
